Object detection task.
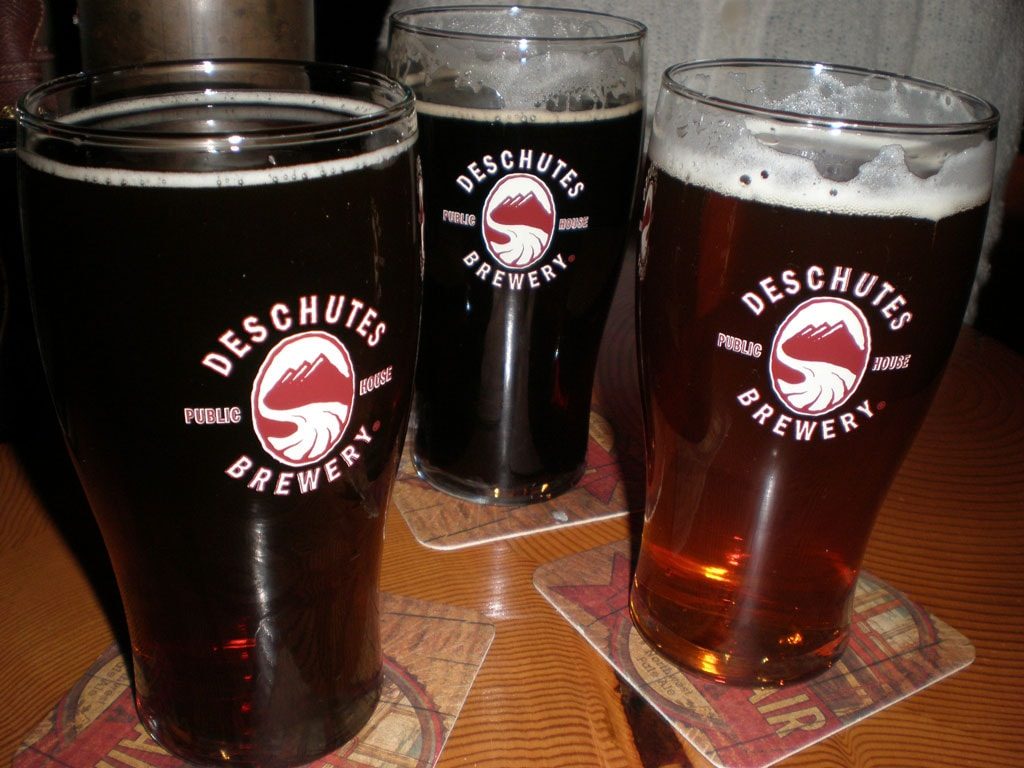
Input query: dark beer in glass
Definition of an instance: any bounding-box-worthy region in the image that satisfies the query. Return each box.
[630,60,997,684]
[388,6,645,504]
[18,61,421,765]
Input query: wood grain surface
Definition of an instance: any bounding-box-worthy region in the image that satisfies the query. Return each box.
[1,298,1022,767]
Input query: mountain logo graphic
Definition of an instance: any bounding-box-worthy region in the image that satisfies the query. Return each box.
[251,331,356,467]
[482,173,556,270]
[769,297,872,416]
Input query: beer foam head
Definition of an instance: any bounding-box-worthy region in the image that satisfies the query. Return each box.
[766,69,982,126]
[19,91,416,188]
[388,7,644,113]
[413,98,642,125]
[21,140,414,188]
[650,63,996,221]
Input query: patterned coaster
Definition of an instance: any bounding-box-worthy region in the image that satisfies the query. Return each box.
[534,540,975,768]
[391,408,642,550]
[15,594,495,768]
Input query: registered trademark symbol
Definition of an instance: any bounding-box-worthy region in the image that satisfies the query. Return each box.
[567,254,576,263]
[877,401,886,410]
[373,420,382,432]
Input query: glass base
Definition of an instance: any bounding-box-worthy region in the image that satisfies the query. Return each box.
[136,684,380,768]
[412,451,584,506]
[629,592,849,686]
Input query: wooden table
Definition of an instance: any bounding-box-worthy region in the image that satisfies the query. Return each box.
[2,277,1022,767]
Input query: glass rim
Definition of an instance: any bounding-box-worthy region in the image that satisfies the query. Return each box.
[389,4,646,44]
[16,59,416,146]
[662,58,999,135]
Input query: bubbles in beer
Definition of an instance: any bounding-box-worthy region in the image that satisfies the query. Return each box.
[652,74,995,222]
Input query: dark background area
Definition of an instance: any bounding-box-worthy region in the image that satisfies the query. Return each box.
[974,131,1024,357]
[315,0,390,69]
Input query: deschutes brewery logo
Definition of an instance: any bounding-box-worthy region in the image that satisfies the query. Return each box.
[445,147,588,290]
[482,173,556,269]
[769,297,871,416]
[251,331,356,467]
[183,293,399,495]
[723,266,916,442]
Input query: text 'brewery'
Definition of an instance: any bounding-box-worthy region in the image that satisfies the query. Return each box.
[225,422,377,496]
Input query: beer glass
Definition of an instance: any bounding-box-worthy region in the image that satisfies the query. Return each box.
[18,61,421,765]
[631,60,997,685]
[387,6,645,504]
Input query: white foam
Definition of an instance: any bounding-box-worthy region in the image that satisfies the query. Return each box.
[766,70,980,126]
[651,70,995,221]
[19,91,414,189]
[389,15,643,117]
[20,140,414,189]
[650,119,993,221]
[414,98,642,124]
[61,90,388,126]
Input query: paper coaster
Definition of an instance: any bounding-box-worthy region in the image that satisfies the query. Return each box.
[391,407,643,550]
[15,594,495,768]
[534,540,975,768]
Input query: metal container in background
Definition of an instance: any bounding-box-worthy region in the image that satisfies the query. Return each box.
[77,0,314,69]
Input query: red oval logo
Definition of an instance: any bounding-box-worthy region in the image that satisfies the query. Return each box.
[482,173,556,270]
[770,297,871,416]
[251,331,356,467]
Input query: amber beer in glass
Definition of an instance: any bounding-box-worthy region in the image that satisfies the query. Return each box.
[630,60,997,684]
[18,62,420,764]
[388,6,645,504]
